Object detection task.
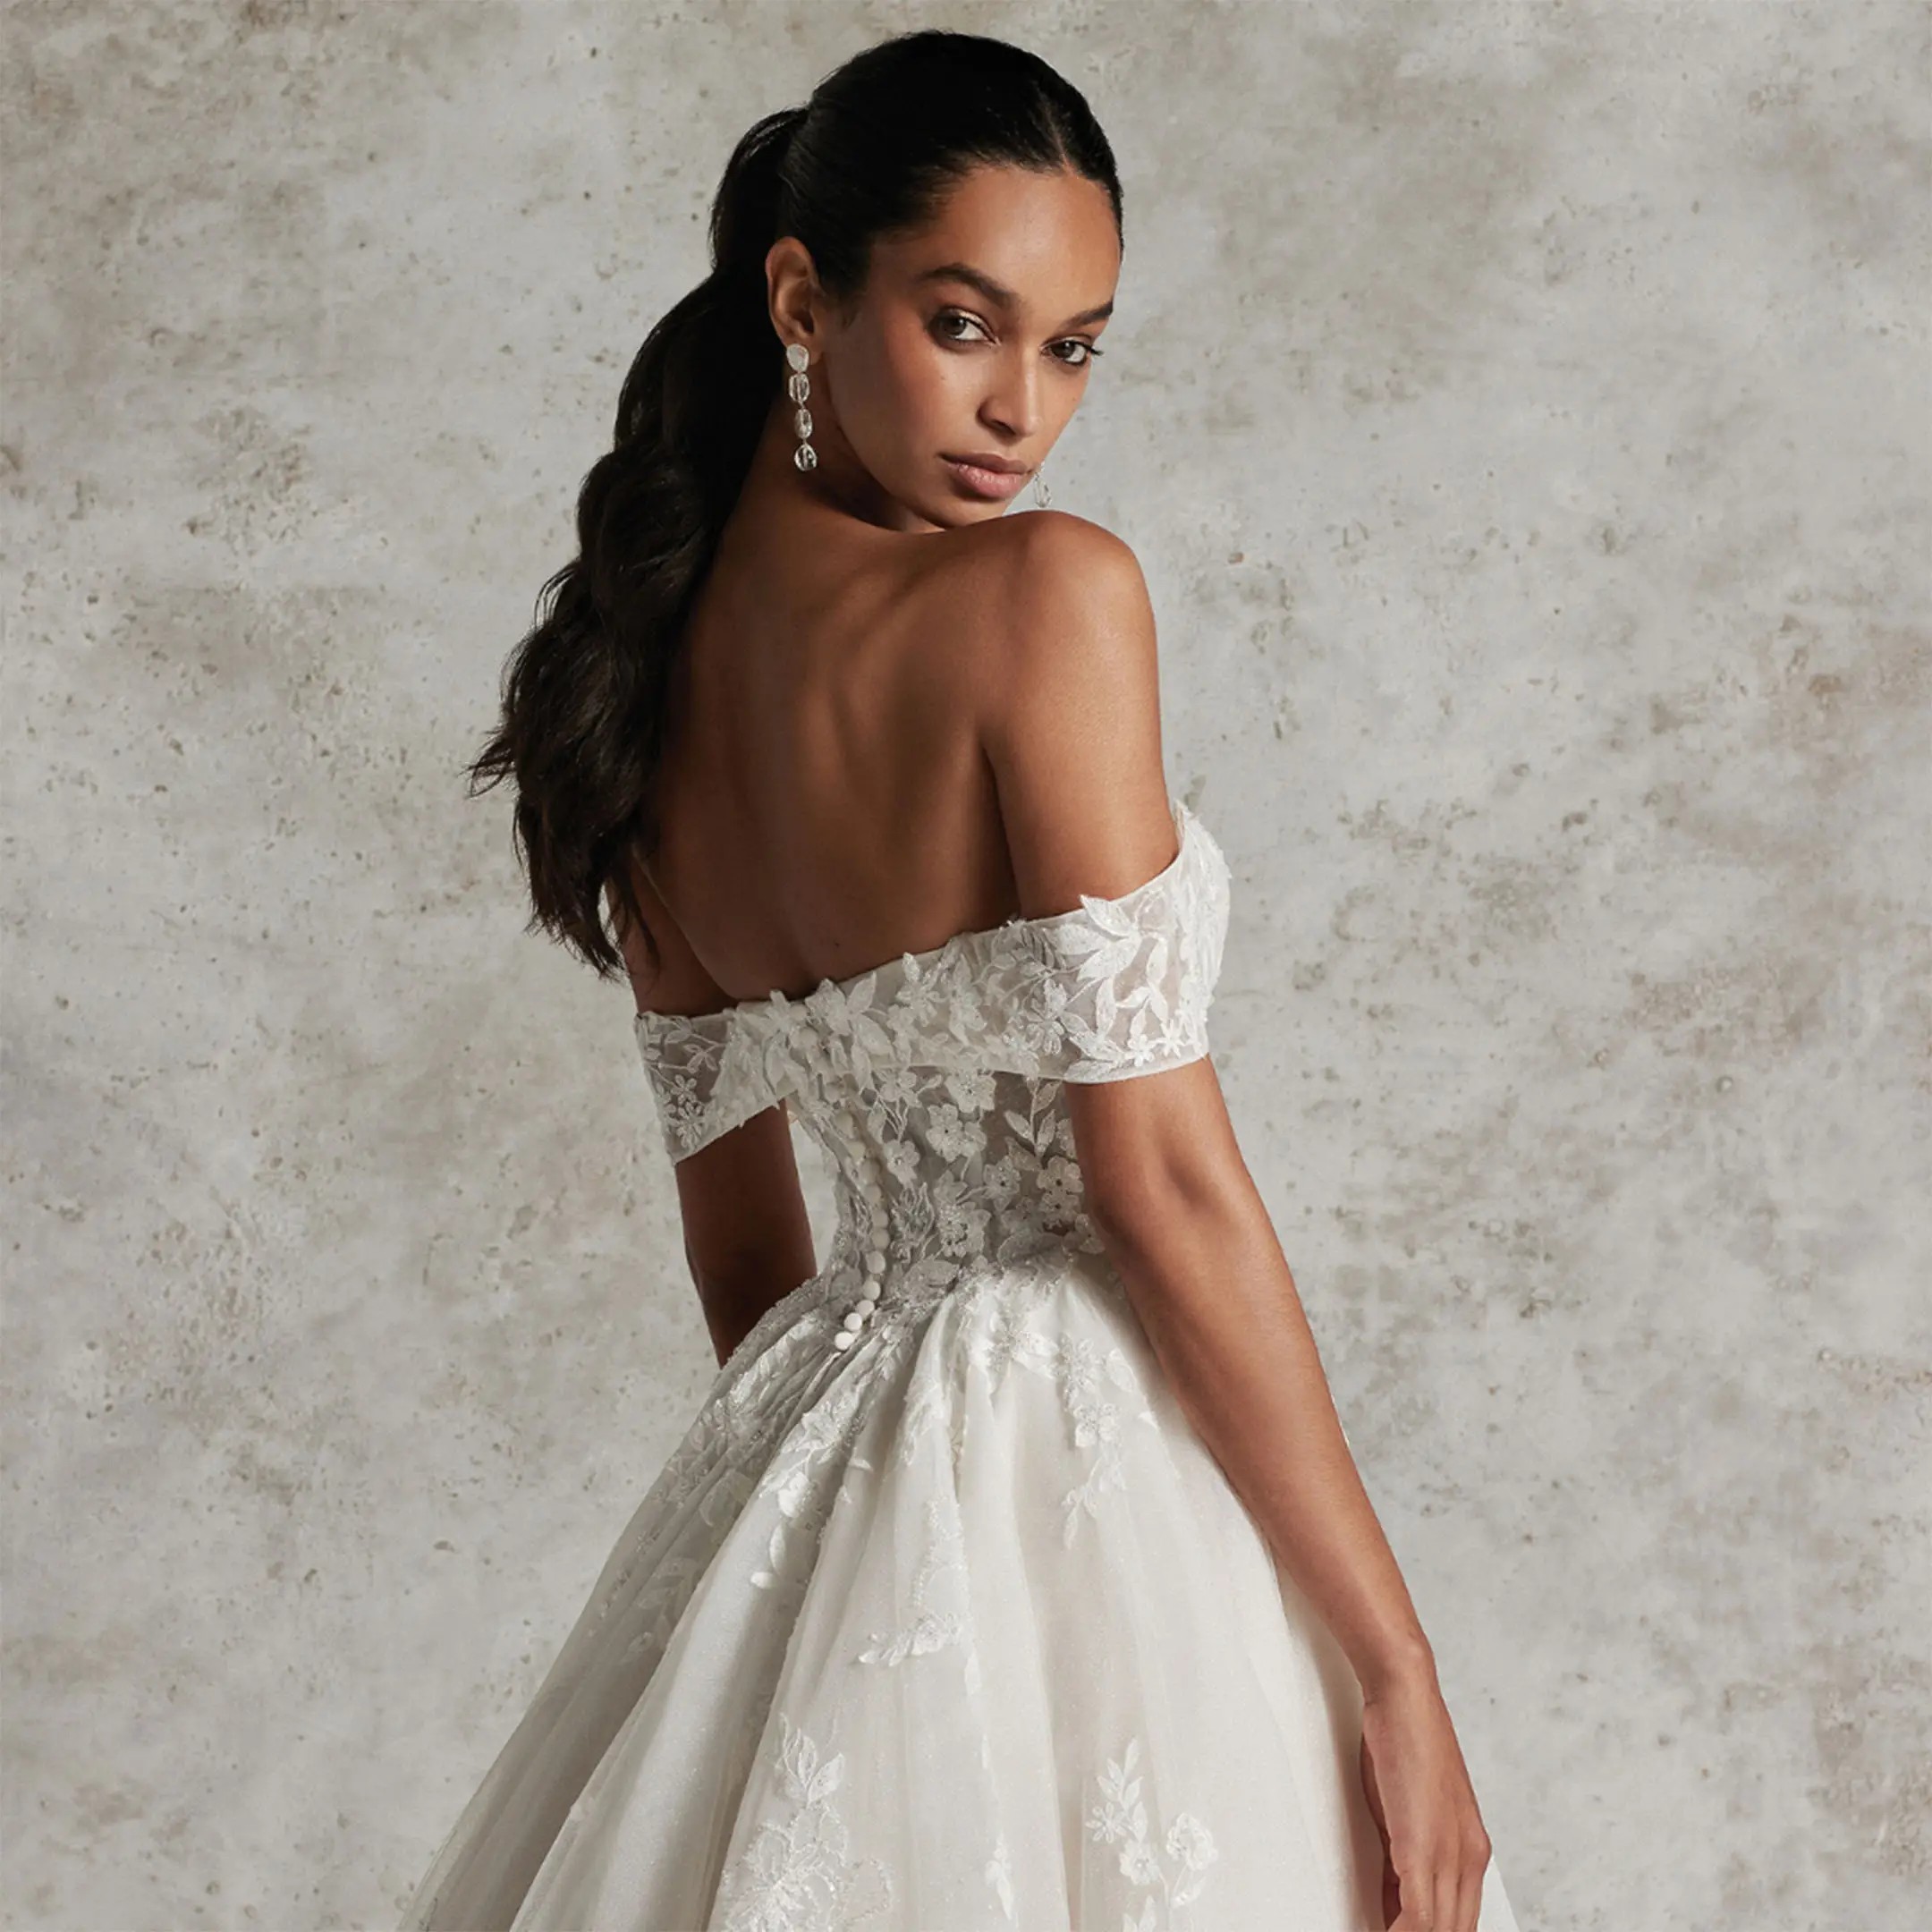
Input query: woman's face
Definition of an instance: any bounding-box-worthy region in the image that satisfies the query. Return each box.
[806,164,1120,531]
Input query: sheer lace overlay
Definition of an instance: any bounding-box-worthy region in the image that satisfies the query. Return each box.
[398,792,1525,1932]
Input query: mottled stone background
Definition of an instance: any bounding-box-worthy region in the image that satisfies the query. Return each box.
[4,2,1926,1927]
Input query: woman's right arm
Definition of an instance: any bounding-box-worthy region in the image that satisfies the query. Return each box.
[979,511,1494,1932]
[977,509,1437,1690]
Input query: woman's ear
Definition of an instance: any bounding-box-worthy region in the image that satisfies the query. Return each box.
[764,236,823,356]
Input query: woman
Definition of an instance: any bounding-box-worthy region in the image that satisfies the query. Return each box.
[402,30,1522,1932]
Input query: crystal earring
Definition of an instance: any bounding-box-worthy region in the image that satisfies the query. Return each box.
[786,342,817,471]
[1031,462,1051,508]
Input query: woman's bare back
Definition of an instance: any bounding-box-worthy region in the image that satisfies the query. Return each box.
[626,503,1042,1012]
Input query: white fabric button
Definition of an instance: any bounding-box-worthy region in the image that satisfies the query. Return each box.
[843,1309,865,1332]
[831,1329,855,1351]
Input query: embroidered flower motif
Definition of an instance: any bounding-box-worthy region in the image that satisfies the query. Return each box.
[1038,1153,1085,1223]
[1083,1735,1220,1922]
[928,1175,990,1259]
[873,1063,922,1110]
[1049,1335,1160,1546]
[981,1154,1022,1210]
[714,1715,894,1930]
[882,1135,923,1186]
[926,1101,980,1162]
[944,1064,996,1114]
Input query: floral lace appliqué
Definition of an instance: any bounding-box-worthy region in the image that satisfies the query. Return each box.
[970,1300,1160,1546]
[714,1714,894,1931]
[749,1369,879,1610]
[1084,1735,1220,1926]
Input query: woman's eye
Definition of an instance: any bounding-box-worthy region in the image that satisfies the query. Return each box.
[934,310,988,345]
[1053,340,1102,369]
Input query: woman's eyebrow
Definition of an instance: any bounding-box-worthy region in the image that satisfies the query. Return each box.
[914,260,1114,328]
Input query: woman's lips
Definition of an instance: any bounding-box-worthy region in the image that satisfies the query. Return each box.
[942,455,1031,501]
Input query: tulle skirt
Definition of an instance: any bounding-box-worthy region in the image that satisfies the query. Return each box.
[400,1247,1521,1931]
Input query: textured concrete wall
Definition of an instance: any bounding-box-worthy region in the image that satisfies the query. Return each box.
[4,4,1926,1927]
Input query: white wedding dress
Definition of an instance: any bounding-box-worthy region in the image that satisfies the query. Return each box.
[400,792,1522,1931]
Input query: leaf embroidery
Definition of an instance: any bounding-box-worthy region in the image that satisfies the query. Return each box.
[852,1497,973,1674]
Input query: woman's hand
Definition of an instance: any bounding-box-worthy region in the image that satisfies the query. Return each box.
[1358,1666,1496,1931]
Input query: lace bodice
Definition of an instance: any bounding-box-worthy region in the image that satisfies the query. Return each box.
[631,793,1231,1341]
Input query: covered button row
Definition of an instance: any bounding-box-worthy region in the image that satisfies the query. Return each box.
[830,1113,891,1352]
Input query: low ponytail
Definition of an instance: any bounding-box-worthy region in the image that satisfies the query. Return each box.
[465,105,807,979]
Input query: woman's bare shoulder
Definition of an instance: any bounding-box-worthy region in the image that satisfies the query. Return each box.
[928,506,1142,599]
[936,512,1173,913]
[915,510,1157,711]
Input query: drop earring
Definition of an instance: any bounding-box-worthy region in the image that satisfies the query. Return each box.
[786,342,817,471]
[1031,462,1051,508]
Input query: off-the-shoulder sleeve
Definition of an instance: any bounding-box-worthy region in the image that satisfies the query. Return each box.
[1015,801,1233,1083]
[631,1008,792,1163]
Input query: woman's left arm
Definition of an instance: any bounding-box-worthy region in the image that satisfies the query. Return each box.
[670,1100,816,1367]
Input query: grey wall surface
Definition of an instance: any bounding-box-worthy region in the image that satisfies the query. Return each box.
[4,3,1926,1927]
